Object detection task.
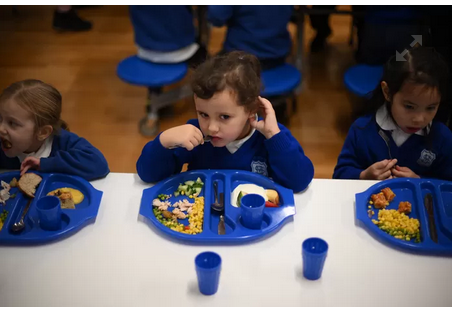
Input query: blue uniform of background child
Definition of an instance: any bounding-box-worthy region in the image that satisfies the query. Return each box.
[129,5,207,67]
[0,80,109,181]
[137,51,314,192]
[334,47,451,181]
[207,5,293,70]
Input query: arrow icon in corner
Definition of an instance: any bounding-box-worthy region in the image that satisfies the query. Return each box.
[410,35,422,47]
[396,49,409,61]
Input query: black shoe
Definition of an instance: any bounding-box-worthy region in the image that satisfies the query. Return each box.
[53,9,92,32]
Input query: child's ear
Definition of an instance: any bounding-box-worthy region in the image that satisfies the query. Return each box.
[246,107,257,118]
[381,81,391,102]
[36,125,53,142]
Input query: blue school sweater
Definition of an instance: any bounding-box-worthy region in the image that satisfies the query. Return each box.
[333,115,452,181]
[207,5,293,60]
[0,130,110,181]
[129,5,196,52]
[137,119,314,192]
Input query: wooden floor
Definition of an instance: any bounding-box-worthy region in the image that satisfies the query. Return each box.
[0,5,356,178]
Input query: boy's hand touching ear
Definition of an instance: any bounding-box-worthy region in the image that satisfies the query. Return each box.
[250,96,281,139]
[20,157,41,176]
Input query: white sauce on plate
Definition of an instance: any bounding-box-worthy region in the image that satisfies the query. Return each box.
[231,183,267,207]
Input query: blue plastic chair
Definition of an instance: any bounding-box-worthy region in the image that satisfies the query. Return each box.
[117,56,188,87]
[117,56,189,136]
[261,64,302,98]
[343,64,383,97]
[260,63,302,123]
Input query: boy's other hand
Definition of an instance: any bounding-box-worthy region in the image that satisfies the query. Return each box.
[160,124,204,151]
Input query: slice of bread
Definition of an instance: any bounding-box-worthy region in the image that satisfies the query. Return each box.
[18,173,42,198]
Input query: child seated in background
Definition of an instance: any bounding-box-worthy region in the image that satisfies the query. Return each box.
[0,79,109,181]
[129,5,207,68]
[207,5,293,70]
[137,51,314,192]
[333,47,451,181]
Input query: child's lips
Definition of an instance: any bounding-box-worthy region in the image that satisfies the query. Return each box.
[406,127,421,133]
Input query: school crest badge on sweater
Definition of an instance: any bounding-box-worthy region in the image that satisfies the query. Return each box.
[251,159,268,176]
[417,149,436,167]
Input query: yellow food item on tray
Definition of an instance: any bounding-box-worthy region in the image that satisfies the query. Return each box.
[0,209,8,231]
[48,188,84,205]
[372,209,420,242]
[153,196,204,235]
[182,196,204,235]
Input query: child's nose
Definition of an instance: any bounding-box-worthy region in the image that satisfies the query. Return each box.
[208,121,219,133]
[412,113,425,124]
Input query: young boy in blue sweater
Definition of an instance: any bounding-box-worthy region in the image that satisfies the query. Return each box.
[0,80,109,181]
[334,47,451,181]
[137,51,314,192]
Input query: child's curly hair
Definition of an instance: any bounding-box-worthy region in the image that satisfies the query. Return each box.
[191,51,262,112]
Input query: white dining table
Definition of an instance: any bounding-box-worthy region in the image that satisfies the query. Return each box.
[0,173,451,307]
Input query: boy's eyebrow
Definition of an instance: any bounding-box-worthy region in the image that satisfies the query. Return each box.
[196,110,234,116]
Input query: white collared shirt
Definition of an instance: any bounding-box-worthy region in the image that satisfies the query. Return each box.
[376,104,430,147]
[17,136,54,163]
[225,114,258,154]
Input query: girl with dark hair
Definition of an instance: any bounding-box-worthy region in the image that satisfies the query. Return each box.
[333,47,451,181]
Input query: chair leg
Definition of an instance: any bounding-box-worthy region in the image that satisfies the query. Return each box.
[270,96,289,126]
[139,87,162,137]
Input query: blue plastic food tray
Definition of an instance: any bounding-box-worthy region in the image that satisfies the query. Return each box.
[0,171,103,244]
[356,178,452,255]
[139,170,296,243]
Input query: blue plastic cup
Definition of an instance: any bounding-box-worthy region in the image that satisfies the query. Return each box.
[240,194,265,229]
[302,237,328,280]
[36,196,62,231]
[195,251,222,295]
